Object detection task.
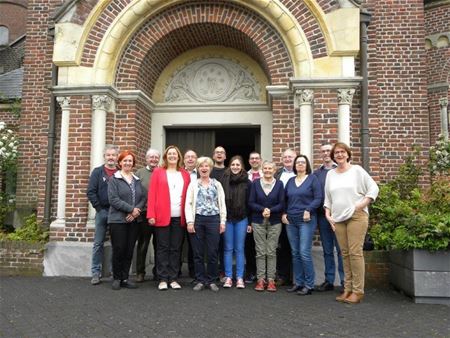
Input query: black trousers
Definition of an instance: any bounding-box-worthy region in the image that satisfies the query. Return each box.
[180,229,195,278]
[276,224,292,282]
[155,217,184,282]
[189,215,221,285]
[136,221,157,277]
[110,222,139,281]
[245,232,257,277]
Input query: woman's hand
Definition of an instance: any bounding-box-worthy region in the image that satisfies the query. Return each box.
[187,223,195,234]
[262,208,271,218]
[325,215,336,232]
[148,218,155,225]
[219,223,226,234]
[281,214,289,225]
[247,225,252,233]
[303,210,311,222]
[125,213,134,223]
[131,208,141,218]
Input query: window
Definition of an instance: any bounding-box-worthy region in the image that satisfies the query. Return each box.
[0,26,9,45]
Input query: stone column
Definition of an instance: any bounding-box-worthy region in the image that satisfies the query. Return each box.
[439,98,449,141]
[50,96,71,228]
[337,88,355,145]
[87,95,113,225]
[297,89,314,162]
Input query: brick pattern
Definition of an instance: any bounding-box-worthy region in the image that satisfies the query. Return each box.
[0,241,44,276]
[116,2,294,97]
[282,0,328,58]
[0,2,28,43]
[362,0,431,183]
[70,0,98,26]
[16,0,63,214]
[425,3,450,36]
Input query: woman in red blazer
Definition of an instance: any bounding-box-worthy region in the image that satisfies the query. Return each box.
[147,145,191,290]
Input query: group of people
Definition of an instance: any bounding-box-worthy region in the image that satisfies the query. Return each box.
[87,142,378,304]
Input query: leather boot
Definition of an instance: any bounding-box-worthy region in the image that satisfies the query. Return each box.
[344,292,364,304]
[336,291,352,302]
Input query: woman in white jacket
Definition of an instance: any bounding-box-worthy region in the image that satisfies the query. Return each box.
[185,156,227,292]
[324,142,379,304]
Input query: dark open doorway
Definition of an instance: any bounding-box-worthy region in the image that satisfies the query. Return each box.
[165,127,260,170]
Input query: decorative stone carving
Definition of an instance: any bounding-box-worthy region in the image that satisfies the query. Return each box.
[439,98,448,108]
[337,88,355,105]
[165,58,260,103]
[56,96,71,109]
[92,95,112,111]
[296,89,314,105]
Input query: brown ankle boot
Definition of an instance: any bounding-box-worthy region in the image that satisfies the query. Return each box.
[344,292,364,304]
[336,291,352,302]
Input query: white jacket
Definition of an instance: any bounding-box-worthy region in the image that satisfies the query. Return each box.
[185,178,227,225]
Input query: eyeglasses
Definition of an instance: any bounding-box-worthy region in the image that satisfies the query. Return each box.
[214,151,225,154]
[249,157,260,160]
[296,161,307,165]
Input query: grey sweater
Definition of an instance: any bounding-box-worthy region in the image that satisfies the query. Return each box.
[108,171,147,224]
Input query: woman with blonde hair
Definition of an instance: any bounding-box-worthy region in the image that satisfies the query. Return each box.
[185,157,227,292]
[147,145,191,291]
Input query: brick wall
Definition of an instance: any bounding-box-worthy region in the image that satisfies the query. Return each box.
[0,240,44,276]
[0,1,28,43]
[16,0,62,215]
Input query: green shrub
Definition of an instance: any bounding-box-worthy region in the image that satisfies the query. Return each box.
[370,151,450,251]
[3,214,48,243]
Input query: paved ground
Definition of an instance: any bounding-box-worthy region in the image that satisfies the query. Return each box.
[1,276,449,338]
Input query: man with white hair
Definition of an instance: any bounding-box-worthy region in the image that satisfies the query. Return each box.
[135,148,160,282]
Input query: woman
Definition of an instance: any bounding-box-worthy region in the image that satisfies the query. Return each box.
[324,142,379,304]
[248,161,285,292]
[222,155,252,289]
[108,150,147,290]
[185,157,227,292]
[147,145,190,291]
[282,155,322,296]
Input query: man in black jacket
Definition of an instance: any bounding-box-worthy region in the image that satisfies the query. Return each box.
[87,144,119,285]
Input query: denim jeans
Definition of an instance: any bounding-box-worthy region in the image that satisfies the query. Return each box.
[317,213,344,285]
[224,217,248,279]
[91,209,109,276]
[286,214,317,289]
[190,214,221,285]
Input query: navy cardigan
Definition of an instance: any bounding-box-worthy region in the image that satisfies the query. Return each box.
[248,179,285,225]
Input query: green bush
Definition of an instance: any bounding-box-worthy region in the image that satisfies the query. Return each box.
[370,147,450,251]
[2,214,49,243]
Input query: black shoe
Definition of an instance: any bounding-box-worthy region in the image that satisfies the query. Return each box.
[286,285,302,293]
[120,280,138,289]
[112,279,121,290]
[317,281,334,292]
[245,274,256,284]
[297,287,313,296]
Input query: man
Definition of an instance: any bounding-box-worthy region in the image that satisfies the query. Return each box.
[244,151,262,283]
[87,144,119,285]
[210,146,227,280]
[314,144,344,291]
[135,148,160,283]
[274,148,297,286]
[182,149,198,279]
[211,146,227,184]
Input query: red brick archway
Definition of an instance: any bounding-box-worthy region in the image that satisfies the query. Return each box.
[114,2,295,97]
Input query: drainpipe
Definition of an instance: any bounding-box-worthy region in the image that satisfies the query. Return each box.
[43,63,58,226]
[360,9,371,172]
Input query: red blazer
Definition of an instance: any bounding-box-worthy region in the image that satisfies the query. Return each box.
[147,167,191,227]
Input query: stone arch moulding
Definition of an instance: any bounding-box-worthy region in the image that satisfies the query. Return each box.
[92,0,317,84]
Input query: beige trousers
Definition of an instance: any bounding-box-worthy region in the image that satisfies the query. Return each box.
[334,210,368,295]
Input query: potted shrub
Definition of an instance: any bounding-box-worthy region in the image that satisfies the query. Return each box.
[370,140,450,305]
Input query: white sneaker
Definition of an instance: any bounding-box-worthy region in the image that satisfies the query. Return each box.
[170,281,182,289]
[158,281,168,290]
[223,277,233,288]
[236,278,245,289]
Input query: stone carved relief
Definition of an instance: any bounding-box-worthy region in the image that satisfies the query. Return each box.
[337,88,355,105]
[56,96,71,109]
[296,89,314,105]
[92,95,112,111]
[165,58,260,103]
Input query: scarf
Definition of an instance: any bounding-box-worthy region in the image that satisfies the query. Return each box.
[223,169,249,221]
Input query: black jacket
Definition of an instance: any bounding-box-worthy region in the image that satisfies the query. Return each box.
[87,165,112,212]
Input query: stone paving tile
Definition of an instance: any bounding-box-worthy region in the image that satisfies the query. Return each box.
[1,276,449,337]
